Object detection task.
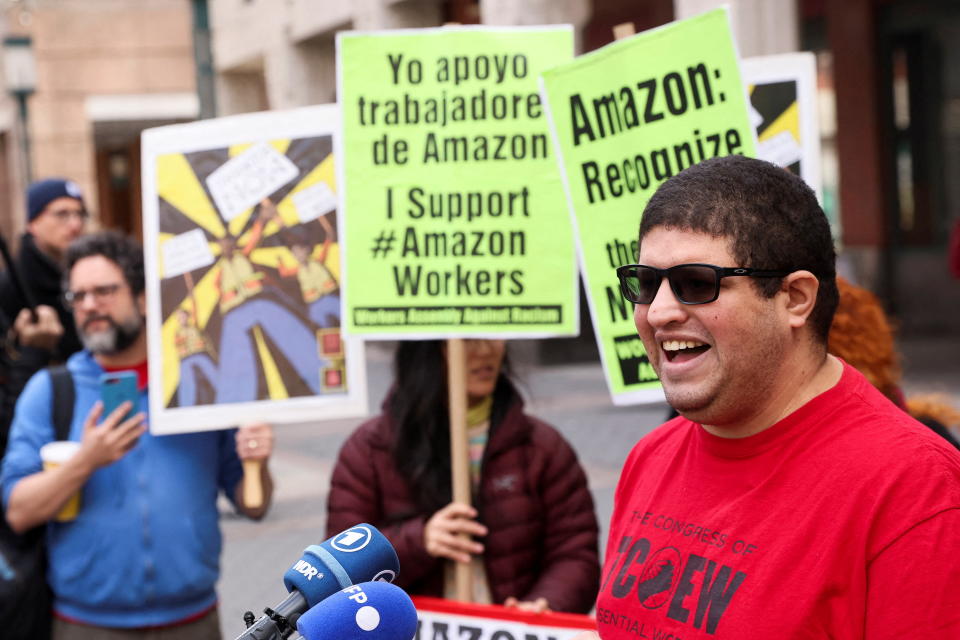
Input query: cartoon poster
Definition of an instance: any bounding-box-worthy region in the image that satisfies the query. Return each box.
[141,105,367,434]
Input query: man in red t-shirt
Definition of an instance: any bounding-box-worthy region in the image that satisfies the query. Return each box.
[575,156,960,639]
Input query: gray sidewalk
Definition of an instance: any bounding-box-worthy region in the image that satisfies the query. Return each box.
[216,337,959,639]
[899,335,960,405]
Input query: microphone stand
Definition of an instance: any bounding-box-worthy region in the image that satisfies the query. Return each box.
[234,591,307,640]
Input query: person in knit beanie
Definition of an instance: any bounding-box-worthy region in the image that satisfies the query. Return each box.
[24,177,87,259]
[0,178,86,366]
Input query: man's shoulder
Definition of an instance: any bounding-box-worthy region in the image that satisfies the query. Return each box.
[825,370,956,456]
[21,352,98,401]
[58,351,98,380]
[15,353,86,408]
[623,417,692,467]
[841,414,960,554]
[857,414,960,477]
[807,380,960,504]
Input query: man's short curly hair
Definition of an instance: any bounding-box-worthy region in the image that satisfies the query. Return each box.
[639,155,838,343]
[65,230,145,296]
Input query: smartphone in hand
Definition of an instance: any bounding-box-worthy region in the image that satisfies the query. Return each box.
[100,371,139,422]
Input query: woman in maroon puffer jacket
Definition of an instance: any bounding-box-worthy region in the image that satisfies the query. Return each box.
[326,340,600,614]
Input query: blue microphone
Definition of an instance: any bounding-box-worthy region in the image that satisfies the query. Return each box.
[236,524,400,639]
[296,582,418,640]
[283,524,399,608]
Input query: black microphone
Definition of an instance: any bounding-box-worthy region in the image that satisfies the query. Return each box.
[235,524,400,640]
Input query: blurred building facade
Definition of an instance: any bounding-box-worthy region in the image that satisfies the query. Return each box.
[0,0,956,342]
[0,0,198,245]
[208,0,960,343]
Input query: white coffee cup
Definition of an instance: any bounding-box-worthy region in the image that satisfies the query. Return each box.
[39,441,82,521]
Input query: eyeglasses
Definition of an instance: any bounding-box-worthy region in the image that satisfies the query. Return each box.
[63,283,124,308]
[47,208,89,222]
[616,263,790,305]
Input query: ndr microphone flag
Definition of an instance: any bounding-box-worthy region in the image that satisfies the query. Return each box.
[284,524,400,609]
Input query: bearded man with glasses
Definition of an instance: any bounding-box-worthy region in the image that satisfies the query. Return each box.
[1,231,274,639]
[575,155,960,639]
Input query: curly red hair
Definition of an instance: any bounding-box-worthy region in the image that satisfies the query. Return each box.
[828,277,959,430]
[827,277,902,404]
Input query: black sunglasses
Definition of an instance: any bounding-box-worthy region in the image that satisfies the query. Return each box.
[616,263,790,305]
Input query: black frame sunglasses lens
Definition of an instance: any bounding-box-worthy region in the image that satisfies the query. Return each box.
[618,267,647,302]
[669,265,721,304]
[618,269,636,301]
[619,265,720,305]
[618,266,659,304]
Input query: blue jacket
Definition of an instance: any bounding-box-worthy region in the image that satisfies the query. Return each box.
[1,351,243,628]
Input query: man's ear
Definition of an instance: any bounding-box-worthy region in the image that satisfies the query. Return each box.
[782,270,820,329]
[137,290,147,315]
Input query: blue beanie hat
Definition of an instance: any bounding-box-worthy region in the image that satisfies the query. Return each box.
[27,178,84,222]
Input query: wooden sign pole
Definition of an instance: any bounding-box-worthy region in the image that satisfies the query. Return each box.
[446,337,472,602]
[612,22,636,40]
[441,17,472,604]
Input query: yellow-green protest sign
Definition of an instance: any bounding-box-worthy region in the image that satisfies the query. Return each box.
[540,9,755,403]
[338,27,578,338]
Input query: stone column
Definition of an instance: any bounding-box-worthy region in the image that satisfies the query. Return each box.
[674,0,799,56]
[352,0,444,30]
[264,43,317,111]
[479,0,591,52]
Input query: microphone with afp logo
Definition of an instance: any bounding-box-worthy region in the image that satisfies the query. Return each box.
[235,524,400,640]
[293,581,418,640]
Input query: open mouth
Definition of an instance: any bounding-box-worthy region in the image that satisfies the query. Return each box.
[662,340,710,363]
[470,365,496,379]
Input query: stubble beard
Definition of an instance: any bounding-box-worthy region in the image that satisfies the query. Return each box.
[669,327,786,429]
[662,372,718,421]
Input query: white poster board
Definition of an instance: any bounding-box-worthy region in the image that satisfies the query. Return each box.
[741,52,823,202]
[141,105,367,434]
